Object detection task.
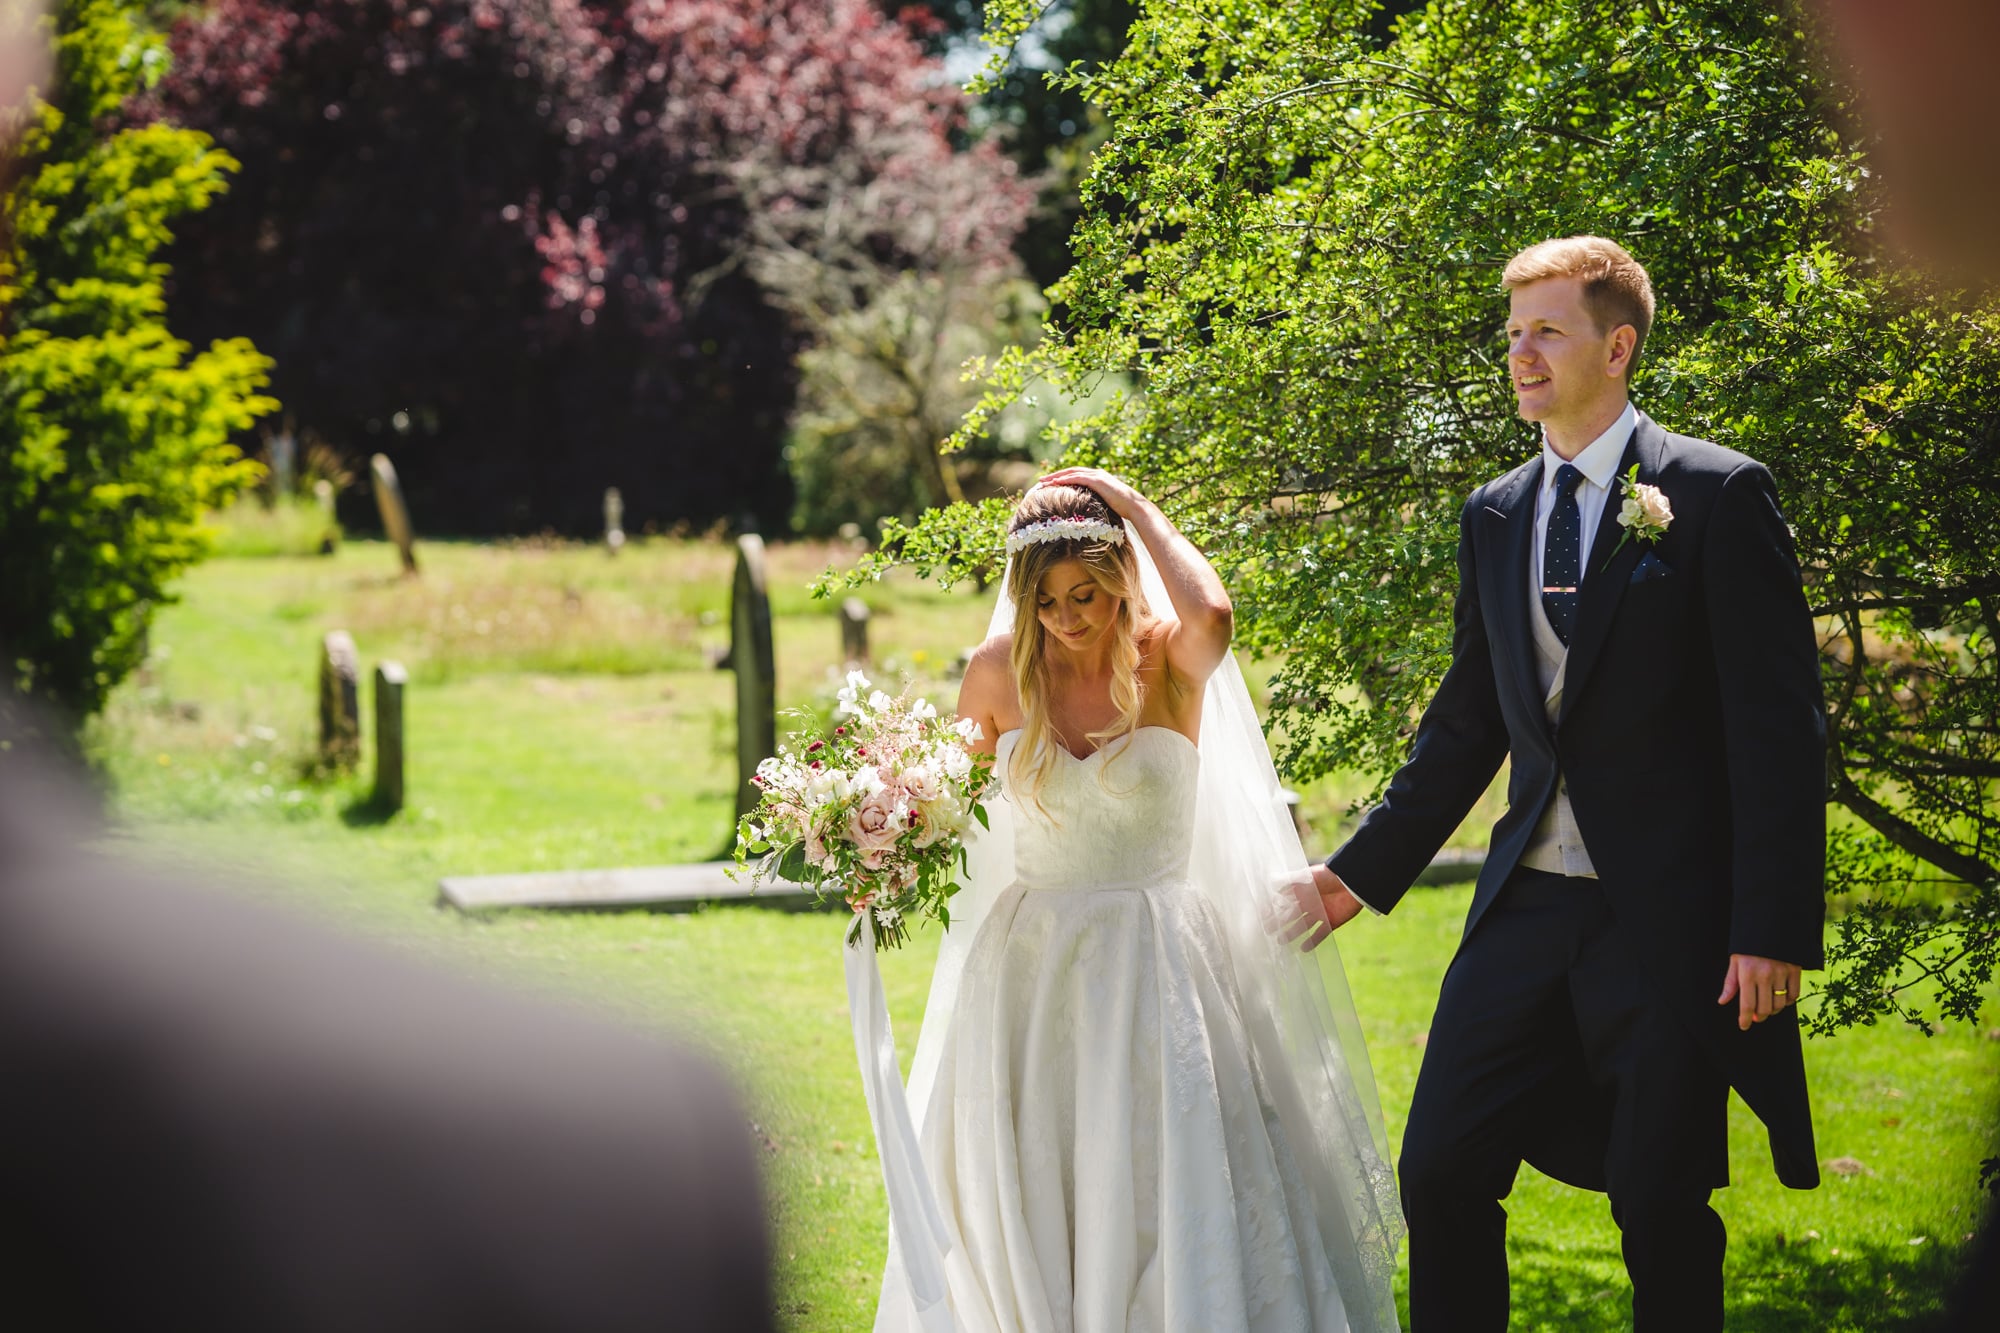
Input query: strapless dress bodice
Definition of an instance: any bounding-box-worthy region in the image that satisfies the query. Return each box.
[996,726,1200,892]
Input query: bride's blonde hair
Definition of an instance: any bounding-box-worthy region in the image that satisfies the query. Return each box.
[1005,485,1152,811]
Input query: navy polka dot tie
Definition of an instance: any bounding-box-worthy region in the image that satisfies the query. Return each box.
[1542,463,1583,646]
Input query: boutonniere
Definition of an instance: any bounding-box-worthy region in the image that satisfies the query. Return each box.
[1609,464,1672,557]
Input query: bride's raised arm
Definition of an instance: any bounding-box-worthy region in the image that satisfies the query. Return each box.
[1036,467,1233,684]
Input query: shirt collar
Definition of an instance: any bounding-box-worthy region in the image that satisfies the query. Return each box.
[1541,400,1638,494]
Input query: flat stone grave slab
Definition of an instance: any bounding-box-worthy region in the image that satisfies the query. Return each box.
[439,862,817,913]
[441,848,1482,913]
[1415,847,1483,885]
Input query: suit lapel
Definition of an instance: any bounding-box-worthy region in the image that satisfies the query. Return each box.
[1559,416,1659,723]
[1484,458,1546,733]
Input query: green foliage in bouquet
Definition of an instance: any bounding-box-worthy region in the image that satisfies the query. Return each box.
[733,671,995,951]
[836,0,2000,1031]
[0,0,274,725]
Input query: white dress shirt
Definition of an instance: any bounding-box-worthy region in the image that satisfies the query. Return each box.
[1518,400,1640,878]
[1530,400,1637,599]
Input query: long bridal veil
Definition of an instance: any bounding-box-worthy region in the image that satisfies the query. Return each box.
[868,520,1403,1332]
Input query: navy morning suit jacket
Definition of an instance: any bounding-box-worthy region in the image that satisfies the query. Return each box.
[1327,413,1827,1189]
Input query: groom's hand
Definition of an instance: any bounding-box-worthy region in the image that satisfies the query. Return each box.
[1266,866,1366,951]
[1310,865,1368,937]
[1718,953,1804,1031]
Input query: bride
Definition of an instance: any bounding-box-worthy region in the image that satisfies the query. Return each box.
[866,472,1402,1332]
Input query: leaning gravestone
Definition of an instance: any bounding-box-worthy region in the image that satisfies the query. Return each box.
[373,661,408,811]
[604,487,626,556]
[719,534,776,822]
[840,597,871,666]
[369,453,418,575]
[319,631,361,772]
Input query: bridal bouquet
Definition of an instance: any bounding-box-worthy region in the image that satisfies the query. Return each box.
[731,671,993,950]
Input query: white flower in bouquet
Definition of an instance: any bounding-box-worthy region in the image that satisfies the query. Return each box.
[835,668,872,718]
[807,767,848,806]
[940,744,974,783]
[900,763,944,804]
[912,791,965,848]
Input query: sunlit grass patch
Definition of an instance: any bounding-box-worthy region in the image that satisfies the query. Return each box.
[206,494,341,558]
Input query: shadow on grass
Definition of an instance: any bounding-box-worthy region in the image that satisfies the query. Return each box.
[1500,1231,1969,1332]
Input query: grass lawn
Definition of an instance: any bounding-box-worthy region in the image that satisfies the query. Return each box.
[86,537,1998,1331]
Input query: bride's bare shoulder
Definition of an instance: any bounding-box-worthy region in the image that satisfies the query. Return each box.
[956,635,1018,732]
[964,632,1014,682]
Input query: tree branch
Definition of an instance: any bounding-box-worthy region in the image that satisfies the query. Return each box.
[1832,774,2000,887]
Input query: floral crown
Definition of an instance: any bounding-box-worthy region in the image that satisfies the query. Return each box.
[1004,516,1126,555]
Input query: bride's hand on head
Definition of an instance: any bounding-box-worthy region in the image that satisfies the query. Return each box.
[1036,467,1149,523]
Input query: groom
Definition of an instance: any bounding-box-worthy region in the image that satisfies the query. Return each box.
[1311,236,1825,1330]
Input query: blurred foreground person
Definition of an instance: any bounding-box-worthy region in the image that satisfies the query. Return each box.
[0,0,44,115]
[1815,4,2000,1329]
[1817,0,2000,288]
[0,690,774,1332]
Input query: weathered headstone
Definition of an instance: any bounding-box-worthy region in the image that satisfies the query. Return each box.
[369,453,418,575]
[312,478,339,556]
[718,534,776,821]
[840,597,871,666]
[373,661,408,812]
[269,427,297,497]
[603,486,626,556]
[319,631,361,772]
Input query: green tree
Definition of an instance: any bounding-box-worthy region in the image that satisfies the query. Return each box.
[1,0,273,725]
[846,0,2000,1031]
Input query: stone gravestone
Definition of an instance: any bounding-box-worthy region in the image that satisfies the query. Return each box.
[269,426,296,497]
[840,597,871,666]
[369,453,418,575]
[604,487,626,556]
[373,661,408,812]
[718,534,776,822]
[312,478,339,556]
[319,631,361,772]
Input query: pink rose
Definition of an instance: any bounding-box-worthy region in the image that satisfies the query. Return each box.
[846,788,909,854]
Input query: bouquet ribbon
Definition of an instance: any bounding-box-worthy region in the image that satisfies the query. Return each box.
[843,913,954,1330]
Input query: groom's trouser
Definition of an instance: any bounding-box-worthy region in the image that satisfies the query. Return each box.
[1399,867,1729,1332]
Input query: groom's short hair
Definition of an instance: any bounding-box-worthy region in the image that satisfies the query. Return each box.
[1503,236,1657,369]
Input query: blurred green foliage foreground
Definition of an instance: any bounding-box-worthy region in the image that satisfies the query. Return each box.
[0,0,273,721]
[93,538,1997,1332]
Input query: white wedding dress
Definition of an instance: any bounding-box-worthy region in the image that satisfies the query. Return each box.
[913,725,1355,1331]
[854,523,1401,1333]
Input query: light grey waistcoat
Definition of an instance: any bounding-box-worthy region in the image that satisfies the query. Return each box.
[1517,596,1599,878]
